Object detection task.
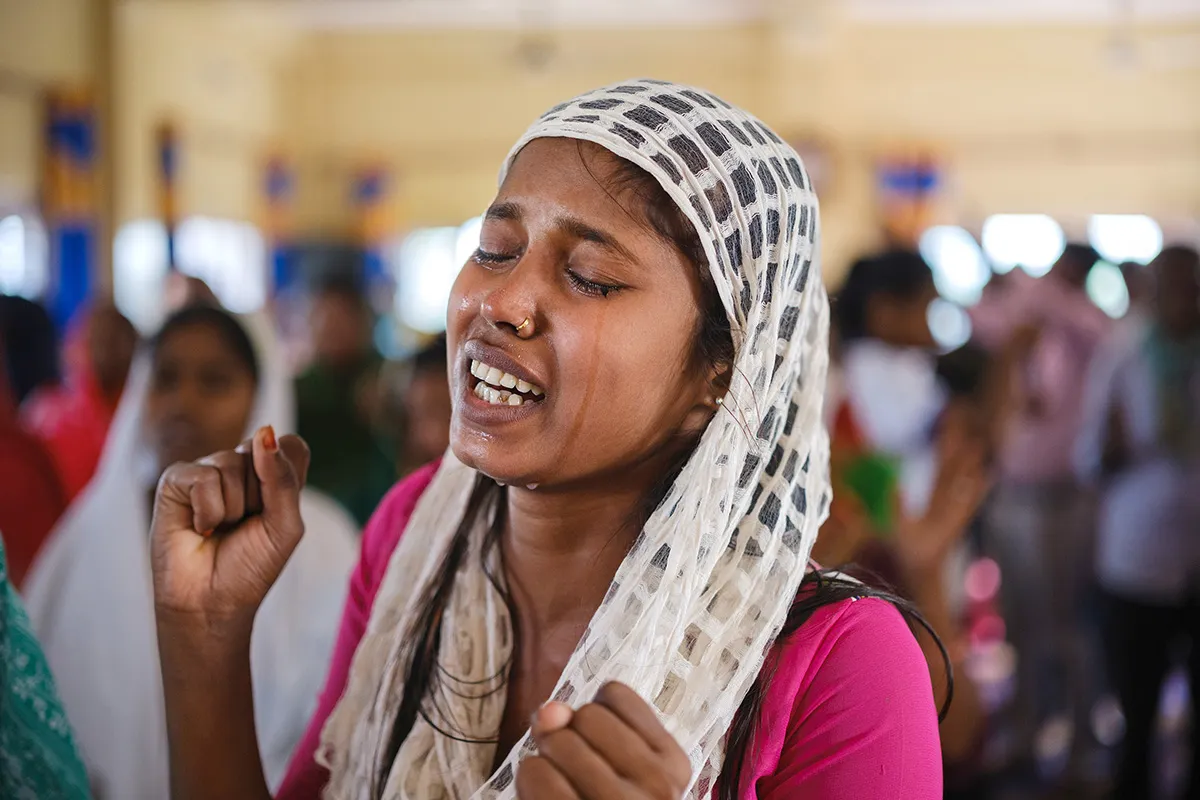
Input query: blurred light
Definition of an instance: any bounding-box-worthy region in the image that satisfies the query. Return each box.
[981,214,1065,277]
[0,215,49,299]
[919,225,990,306]
[1086,260,1131,319]
[114,219,170,333]
[394,227,458,334]
[1088,214,1163,265]
[964,557,1002,604]
[455,216,483,266]
[927,298,972,350]
[175,217,266,314]
[115,217,266,334]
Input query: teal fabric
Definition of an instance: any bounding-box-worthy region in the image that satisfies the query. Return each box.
[1144,324,1200,459]
[0,537,91,799]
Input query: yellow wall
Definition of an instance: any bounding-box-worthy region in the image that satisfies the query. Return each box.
[3,0,1198,283]
[0,0,95,209]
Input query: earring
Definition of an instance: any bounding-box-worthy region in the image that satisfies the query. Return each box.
[715,396,725,406]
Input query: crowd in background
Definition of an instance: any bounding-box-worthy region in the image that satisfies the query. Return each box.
[1,239,1198,799]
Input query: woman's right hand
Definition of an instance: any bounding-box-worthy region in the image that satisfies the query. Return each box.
[151,426,311,629]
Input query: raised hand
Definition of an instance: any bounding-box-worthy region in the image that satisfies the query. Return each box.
[151,426,311,627]
[518,682,692,800]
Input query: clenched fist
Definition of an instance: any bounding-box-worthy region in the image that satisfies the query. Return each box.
[151,426,311,627]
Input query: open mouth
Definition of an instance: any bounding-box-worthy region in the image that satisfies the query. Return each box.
[468,358,546,408]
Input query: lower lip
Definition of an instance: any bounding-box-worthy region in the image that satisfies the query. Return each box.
[458,377,546,425]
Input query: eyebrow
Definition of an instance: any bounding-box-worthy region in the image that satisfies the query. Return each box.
[484,201,638,264]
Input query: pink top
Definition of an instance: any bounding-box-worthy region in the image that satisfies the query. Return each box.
[970,270,1111,483]
[277,465,942,799]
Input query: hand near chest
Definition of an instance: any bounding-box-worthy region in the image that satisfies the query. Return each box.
[518,682,692,800]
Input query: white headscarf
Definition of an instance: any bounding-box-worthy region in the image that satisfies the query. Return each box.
[23,309,359,797]
[319,79,830,799]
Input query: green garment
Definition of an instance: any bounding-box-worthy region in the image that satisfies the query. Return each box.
[0,537,91,799]
[1145,324,1200,460]
[295,356,397,527]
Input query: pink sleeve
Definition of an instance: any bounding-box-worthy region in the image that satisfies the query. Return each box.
[751,598,942,800]
[275,463,439,800]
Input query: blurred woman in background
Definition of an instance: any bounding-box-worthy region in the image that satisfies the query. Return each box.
[1076,245,1200,799]
[0,297,67,586]
[24,304,358,799]
[818,251,991,789]
[23,304,139,502]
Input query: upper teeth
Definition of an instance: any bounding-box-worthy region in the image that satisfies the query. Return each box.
[470,359,544,402]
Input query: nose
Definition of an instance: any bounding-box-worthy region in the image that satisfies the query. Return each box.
[478,254,546,337]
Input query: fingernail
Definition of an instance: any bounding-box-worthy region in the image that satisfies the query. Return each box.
[200,529,214,538]
[261,425,277,452]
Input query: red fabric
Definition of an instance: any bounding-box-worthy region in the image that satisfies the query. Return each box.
[23,366,117,502]
[277,465,942,799]
[0,396,66,588]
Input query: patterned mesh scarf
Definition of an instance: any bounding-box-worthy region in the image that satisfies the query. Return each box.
[318,78,831,799]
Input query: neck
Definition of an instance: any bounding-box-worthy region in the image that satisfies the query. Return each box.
[500,457,673,632]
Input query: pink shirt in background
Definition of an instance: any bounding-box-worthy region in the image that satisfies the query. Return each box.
[971,270,1111,483]
[277,465,942,799]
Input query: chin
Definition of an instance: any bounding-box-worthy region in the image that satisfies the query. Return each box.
[449,430,537,486]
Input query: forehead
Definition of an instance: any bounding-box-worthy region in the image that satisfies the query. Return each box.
[154,323,241,364]
[500,138,636,213]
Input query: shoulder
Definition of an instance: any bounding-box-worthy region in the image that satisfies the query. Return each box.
[358,462,441,585]
[750,596,942,798]
[774,594,933,711]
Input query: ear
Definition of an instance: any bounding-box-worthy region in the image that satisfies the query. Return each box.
[682,361,733,435]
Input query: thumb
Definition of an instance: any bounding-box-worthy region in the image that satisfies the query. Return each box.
[250,426,310,551]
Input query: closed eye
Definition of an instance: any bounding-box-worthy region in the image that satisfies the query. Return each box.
[472,248,517,266]
[566,268,623,298]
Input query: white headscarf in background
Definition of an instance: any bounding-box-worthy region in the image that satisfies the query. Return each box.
[24,310,359,797]
[320,79,831,799]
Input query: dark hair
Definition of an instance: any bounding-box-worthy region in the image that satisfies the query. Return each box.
[0,295,61,404]
[378,150,949,799]
[833,250,934,342]
[412,333,448,376]
[315,273,371,313]
[937,342,992,399]
[152,305,260,386]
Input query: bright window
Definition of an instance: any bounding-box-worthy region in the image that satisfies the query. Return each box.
[981,214,1065,277]
[0,214,49,299]
[1087,215,1162,265]
[114,217,266,334]
[918,225,990,306]
[391,216,482,334]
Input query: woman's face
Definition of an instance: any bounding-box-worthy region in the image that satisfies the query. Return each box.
[144,323,257,471]
[447,138,717,488]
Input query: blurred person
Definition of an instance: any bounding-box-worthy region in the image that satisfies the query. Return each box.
[0,336,66,588]
[24,305,358,798]
[23,304,139,501]
[1075,245,1200,799]
[0,535,90,798]
[295,275,396,525]
[971,243,1112,776]
[149,80,947,800]
[819,254,991,790]
[0,295,60,405]
[400,333,451,473]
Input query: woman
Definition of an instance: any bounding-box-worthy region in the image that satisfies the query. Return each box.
[1076,246,1200,797]
[152,80,943,799]
[23,304,139,502]
[24,304,358,798]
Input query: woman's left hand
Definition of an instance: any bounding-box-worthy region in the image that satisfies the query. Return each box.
[518,682,692,799]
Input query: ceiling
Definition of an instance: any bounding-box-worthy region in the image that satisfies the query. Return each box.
[146,0,1200,29]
